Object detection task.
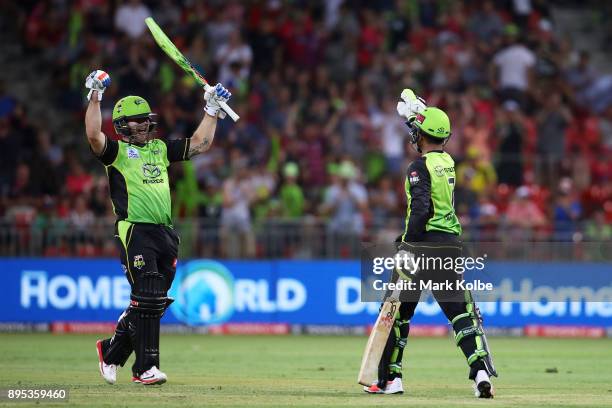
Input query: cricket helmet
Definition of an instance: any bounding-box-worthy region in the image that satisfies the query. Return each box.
[413,107,451,139]
[112,95,157,138]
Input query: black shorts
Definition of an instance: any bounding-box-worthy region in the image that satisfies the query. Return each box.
[115,221,180,291]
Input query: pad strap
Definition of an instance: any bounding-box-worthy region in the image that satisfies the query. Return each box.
[130,294,167,317]
[454,325,483,345]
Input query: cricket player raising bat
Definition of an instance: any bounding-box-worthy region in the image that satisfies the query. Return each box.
[362,89,497,398]
[84,70,231,385]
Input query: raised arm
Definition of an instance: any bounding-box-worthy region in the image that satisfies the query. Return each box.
[188,113,218,158]
[85,93,106,154]
[84,70,111,155]
[188,84,231,158]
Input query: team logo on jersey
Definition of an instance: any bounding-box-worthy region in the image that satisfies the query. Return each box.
[142,163,161,178]
[133,254,146,269]
[409,171,420,185]
[434,165,454,177]
[127,147,140,159]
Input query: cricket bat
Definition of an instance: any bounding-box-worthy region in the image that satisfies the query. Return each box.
[145,17,240,122]
[357,295,401,386]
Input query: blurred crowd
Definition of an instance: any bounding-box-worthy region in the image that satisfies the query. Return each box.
[1,0,611,257]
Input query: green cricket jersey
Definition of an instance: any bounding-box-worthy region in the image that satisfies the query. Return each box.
[401,150,462,241]
[95,137,191,225]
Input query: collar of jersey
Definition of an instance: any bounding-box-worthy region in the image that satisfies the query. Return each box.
[123,139,149,148]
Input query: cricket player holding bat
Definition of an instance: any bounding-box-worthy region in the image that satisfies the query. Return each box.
[84,70,231,385]
[362,89,497,398]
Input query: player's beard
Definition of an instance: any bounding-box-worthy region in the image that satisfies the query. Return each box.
[128,121,155,144]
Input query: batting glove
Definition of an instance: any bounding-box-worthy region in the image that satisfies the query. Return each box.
[396,88,426,121]
[204,83,232,119]
[85,70,111,102]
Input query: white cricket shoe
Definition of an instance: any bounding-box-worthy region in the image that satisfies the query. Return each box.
[363,378,404,394]
[133,366,167,385]
[96,340,117,385]
[473,370,494,398]
[383,377,404,394]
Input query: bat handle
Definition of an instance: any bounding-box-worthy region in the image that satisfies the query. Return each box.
[219,100,240,122]
[204,84,240,122]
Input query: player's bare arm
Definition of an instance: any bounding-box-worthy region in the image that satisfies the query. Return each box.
[84,70,111,155]
[188,84,232,158]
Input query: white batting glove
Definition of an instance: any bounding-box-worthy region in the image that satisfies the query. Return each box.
[204,83,232,119]
[396,88,426,121]
[85,70,111,101]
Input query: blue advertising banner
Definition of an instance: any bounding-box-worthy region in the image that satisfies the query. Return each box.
[1,259,610,327]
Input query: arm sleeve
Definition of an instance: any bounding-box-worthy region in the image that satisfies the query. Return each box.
[92,137,119,166]
[163,138,191,163]
[405,159,431,242]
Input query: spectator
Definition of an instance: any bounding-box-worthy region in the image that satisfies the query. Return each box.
[0,82,16,118]
[215,31,253,89]
[565,51,598,93]
[320,160,368,237]
[495,100,526,187]
[456,147,497,196]
[69,196,95,231]
[280,162,305,219]
[598,105,612,150]
[467,1,504,42]
[553,178,582,241]
[370,97,406,174]
[505,186,547,236]
[65,159,93,196]
[491,25,535,107]
[0,118,20,195]
[250,164,276,222]
[475,193,499,240]
[11,163,39,198]
[369,177,397,228]
[536,91,572,181]
[220,160,255,258]
[584,210,612,241]
[114,0,151,40]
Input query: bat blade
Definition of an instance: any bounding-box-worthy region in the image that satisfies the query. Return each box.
[145,17,239,121]
[357,298,399,386]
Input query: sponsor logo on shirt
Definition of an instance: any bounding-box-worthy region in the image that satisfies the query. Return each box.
[434,165,454,177]
[127,147,140,159]
[409,171,420,185]
[142,163,161,178]
[142,163,163,184]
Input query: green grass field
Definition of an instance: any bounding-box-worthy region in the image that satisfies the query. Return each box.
[0,334,611,407]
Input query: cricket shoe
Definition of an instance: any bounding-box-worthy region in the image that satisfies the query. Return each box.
[383,378,404,394]
[363,378,404,394]
[473,370,494,398]
[132,366,167,385]
[363,382,384,394]
[96,340,117,385]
